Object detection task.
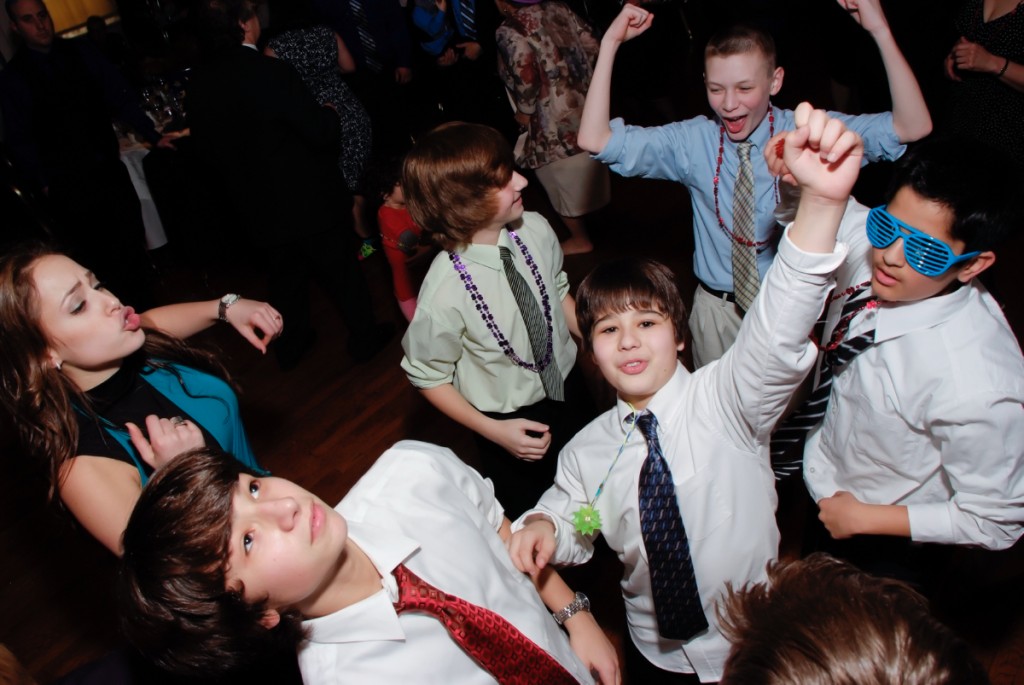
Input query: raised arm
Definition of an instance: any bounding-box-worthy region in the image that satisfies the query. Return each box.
[139,297,283,353]
[839,0,932,142]
[784,103,864,253]
[577,4,653,153]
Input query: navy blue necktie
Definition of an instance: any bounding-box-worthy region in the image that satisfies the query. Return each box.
[636,412,708,641]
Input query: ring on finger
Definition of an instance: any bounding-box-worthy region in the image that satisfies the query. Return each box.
[170,416,187,427]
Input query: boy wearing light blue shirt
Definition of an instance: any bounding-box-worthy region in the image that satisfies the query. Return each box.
[577,0,932,367]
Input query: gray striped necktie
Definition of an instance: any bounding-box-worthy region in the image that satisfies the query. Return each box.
[732,141,759,312]
[499,246,563,401]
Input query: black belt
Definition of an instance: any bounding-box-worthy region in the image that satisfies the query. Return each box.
[698,279,736,303]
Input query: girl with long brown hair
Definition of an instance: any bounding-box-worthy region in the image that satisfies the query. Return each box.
[0,244,283,553]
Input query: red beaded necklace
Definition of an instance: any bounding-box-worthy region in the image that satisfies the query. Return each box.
[819,281,880,352]
[713,104,780,250]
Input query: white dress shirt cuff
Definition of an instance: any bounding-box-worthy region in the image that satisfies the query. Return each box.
[906,502,955,544]
[777,222,849,275]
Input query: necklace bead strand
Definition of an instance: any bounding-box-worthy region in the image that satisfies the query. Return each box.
[449,230,555,372]
[713,105,780,251]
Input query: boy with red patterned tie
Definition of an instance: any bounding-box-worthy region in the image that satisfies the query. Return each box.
[119,441,619,684]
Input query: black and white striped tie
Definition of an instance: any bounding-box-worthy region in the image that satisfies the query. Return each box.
[500,246,563,401]
[770,290,877,480]
[457,0,477,41]
[350,0,383,73]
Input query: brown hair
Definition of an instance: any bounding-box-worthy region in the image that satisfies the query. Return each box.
[0,243,237,502]
[401,122,514,251]
[705,23,777,74]
[719,553,989,685]
[119,448,306,676]
[575,258,688,352]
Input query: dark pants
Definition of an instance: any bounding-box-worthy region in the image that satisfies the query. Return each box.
[623,634,707,685]
[263,227,377,368]
[475,365,595,518]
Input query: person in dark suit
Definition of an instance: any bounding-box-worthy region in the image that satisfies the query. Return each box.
[188,0,392,369]
[0,0,167,309]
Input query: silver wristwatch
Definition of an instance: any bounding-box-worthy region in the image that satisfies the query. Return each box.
[551,592,590,625]
[218,293,241,322]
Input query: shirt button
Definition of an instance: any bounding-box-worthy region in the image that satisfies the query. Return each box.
[809,467,816,473]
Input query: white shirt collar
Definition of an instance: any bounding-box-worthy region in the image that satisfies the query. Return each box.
[302,521,419,644]
[874,282,974,343]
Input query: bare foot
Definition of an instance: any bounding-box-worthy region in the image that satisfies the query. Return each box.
[560,237,594,256]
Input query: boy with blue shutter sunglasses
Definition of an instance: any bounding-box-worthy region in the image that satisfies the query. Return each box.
[865,206,980,277]
[769,135,1024,564]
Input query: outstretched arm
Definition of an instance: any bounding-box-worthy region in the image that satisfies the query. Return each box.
[839,0,932,142]
[140,298,283,353]
[577,4,653,153]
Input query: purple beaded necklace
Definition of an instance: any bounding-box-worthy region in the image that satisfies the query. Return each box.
[449,229,554,372]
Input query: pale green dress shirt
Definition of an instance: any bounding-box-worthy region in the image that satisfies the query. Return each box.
[401,212,576,413]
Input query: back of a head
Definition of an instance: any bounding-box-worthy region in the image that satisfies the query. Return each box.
[705,23,777,72]
[575,257,687,351]
[719,553,989,685]
[118,448,296,676]
[888,136,1023,253]
[197,0,253,57]
[401,122,513,249]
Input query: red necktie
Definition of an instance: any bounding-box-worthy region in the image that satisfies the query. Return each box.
[392,564,579,685]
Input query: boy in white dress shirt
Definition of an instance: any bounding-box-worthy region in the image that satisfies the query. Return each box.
[781,137,1024,554]
[507,104,863,683]
[118,442,618,685]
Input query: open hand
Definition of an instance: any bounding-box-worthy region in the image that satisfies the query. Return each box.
[126,414,205,471]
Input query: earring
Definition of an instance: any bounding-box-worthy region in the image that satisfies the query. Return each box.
[55,360,62,371]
